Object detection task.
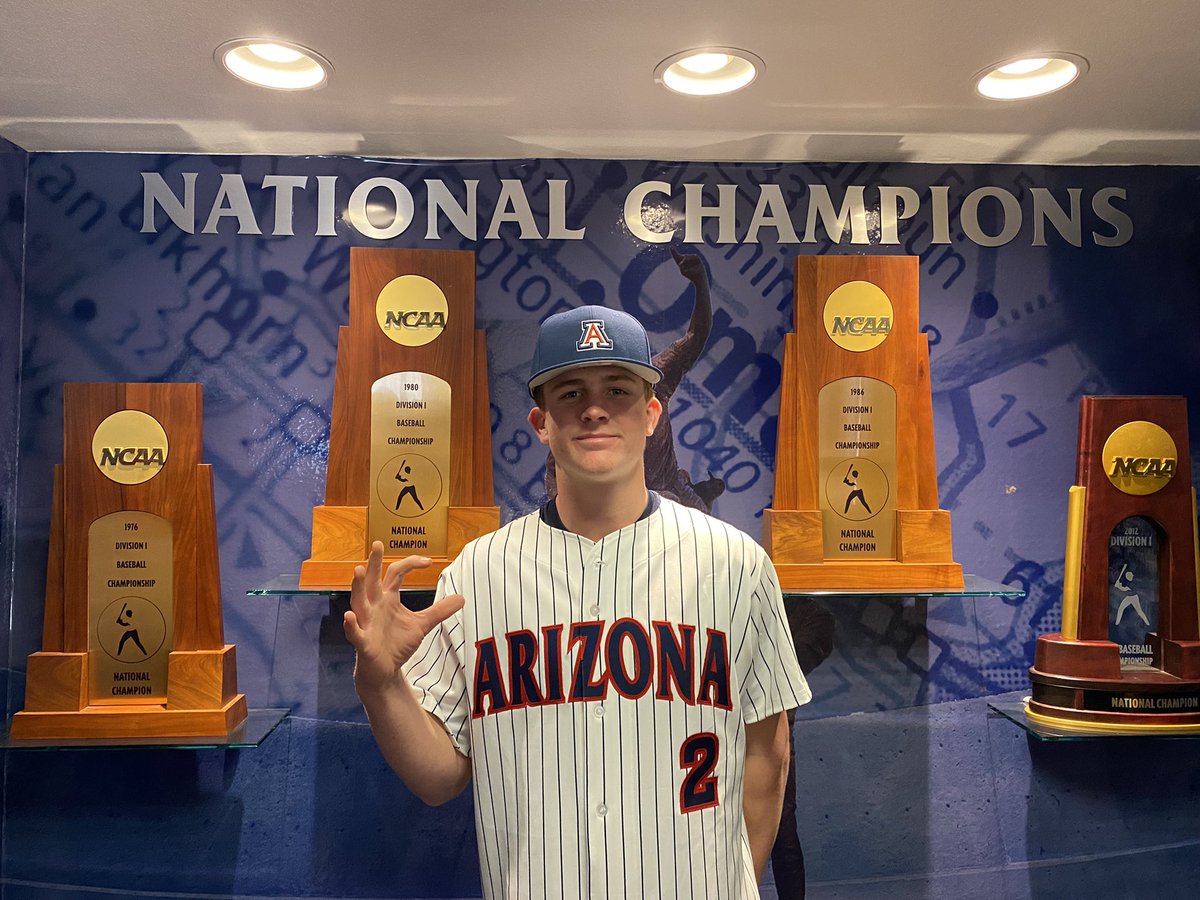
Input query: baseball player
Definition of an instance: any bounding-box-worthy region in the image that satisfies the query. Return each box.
[345,305,810,898]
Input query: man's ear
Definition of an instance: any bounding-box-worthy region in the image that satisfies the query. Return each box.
[645,396,663,436]
[528,405,550,445]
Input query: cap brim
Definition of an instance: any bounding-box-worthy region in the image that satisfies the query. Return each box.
[528,359,663,396]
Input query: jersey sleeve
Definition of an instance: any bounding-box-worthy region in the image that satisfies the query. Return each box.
[401,564,473,756]
[739,549,812,723]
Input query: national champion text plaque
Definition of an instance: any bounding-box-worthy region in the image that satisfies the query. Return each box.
[88,511,173,704]
[368,373,452,556]
[818,376,898,559]
[764,255,963,591]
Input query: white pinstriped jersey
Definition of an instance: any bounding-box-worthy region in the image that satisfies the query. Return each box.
[403,496,810,899]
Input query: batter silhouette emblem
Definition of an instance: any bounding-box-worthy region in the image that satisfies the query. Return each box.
[825,457,889,522]
[842,464,873,515]
[1113,563,1151,627]
[116,603,148,657]
[377,453,443,518]
[394,460,426,512]
[96,596,166,663]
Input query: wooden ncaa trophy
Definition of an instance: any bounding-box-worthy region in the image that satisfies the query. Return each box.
[11,383,247,739]
[300,248,499,588]
[1028,397,1200,729]
[764,255,962,591]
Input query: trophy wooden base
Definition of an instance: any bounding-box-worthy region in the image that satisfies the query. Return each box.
[771,561,964,592]
[11,645,247,740]
[764,507,964,592]
[1027,670,1200,730]
[1027,633,1200,729]
[9,695,248,741]
[300,557,455,589]
[300,504,500,589]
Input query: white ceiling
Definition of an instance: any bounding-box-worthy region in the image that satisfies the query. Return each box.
[2,0,1198,165]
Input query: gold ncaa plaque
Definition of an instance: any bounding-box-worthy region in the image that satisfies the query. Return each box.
[1102,421,1178,496]
[375,274,449,347]
[823,281,894,353]
[91,409,169,485]
[368,373,452,556]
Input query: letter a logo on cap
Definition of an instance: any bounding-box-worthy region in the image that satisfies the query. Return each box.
[577,319,613,351]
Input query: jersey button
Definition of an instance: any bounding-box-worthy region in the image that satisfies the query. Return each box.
[590,604,600,616]
[597,804,607,816]
[594,704,604,718]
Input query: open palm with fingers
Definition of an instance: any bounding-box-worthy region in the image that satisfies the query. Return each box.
[343,541,466,692]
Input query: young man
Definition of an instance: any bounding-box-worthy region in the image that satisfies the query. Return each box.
[345,305,810,899]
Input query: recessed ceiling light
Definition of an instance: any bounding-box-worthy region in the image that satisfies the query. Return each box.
[975,53,1087,100]
[655,48,763,97]
[216,39,332,91]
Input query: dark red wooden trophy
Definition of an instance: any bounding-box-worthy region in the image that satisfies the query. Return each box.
[1028,396,1200,730]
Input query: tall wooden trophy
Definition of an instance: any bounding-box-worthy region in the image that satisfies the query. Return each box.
[1028,397,1200,729]
[764,255,962,591]
[300,248,498,588]
[11,383,247,739]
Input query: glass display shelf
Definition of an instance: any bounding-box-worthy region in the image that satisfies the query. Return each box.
[1,707,288,751]
[781,574,1023,600]
[988,698,1200,741]
[248,573,1023,602]
[250,575,359,597]
[248,575,432,608]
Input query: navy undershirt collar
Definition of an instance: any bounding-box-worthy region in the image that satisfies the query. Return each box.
[540,491,660,533]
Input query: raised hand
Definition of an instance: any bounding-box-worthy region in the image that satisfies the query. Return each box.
[671,246,705,283]
[343,541,466,693]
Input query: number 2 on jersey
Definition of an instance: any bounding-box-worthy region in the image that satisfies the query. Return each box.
[679,732,720,813]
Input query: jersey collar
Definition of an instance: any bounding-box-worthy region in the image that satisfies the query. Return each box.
[539,491,660,534]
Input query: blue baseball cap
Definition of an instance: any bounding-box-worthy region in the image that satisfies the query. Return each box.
[528,305,663,397]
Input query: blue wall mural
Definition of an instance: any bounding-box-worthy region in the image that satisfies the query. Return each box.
[0,134,27,722]
[4,152,1200,898]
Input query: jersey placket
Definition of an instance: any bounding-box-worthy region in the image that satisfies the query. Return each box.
[582,537,612,898]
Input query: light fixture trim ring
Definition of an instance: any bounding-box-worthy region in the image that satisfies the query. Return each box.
[974,51,1089,101]
[654,46,765,97]
[215,37,334,91]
